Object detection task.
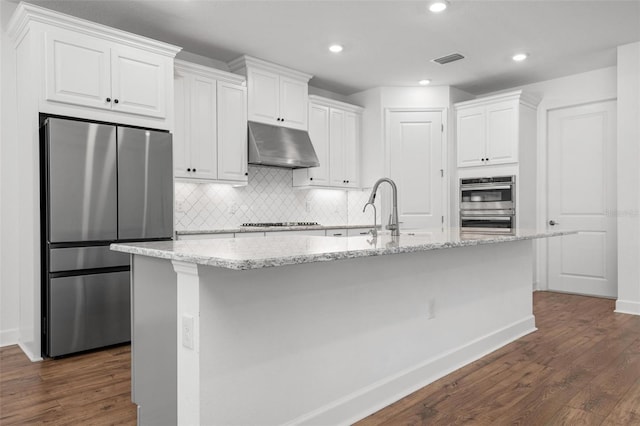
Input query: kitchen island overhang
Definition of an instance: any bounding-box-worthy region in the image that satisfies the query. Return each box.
[112,229,571,426]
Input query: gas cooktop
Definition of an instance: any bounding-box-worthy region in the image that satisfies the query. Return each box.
[241,222,320,227]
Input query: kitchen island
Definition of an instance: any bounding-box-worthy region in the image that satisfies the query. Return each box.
[112,229,570,426]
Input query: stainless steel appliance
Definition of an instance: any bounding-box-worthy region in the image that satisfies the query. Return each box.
[460,176,515,234]
[247,121,319,169]
[241,222,319,227]
[40,117,173,357]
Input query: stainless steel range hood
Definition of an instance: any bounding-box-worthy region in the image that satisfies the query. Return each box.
[248,121,319,169]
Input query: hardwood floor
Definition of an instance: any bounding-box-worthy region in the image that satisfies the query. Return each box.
[0,344,136,425]
[1,292,639,425]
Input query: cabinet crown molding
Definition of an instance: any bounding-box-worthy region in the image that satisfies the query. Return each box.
[454,90,541,111]
[175,60,246,85]
[7,2,182,57]
[308,95,364,113]
[228,55,313,82]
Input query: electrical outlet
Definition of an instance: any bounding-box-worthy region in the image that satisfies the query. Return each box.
[182,314,195,349]
[426,298,436,319]
[175,201,185,213]
[229,203,238,215]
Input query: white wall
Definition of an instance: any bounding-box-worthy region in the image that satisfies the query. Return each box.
[615,42,640,315]
[0,0,20,347]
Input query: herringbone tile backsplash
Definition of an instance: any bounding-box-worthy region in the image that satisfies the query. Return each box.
[175,166,379,231]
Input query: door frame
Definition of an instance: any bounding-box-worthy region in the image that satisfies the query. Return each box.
[537,97,617,292]
[383,107,449,229]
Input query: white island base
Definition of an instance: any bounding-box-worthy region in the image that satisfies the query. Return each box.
[116,232,554,425]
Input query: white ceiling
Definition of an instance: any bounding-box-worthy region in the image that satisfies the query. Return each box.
[15,0,640,96]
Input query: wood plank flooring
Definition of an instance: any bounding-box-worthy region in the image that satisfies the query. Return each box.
[0,344,136,425]
[1,292,639,425]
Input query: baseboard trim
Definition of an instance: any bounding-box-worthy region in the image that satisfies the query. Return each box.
[288,315,537,426]
[615,299,640,316]
[0,328,19,347]
[18,341,43,362]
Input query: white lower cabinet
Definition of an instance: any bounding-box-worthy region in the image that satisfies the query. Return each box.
[234,232,265,238]
[346,228,374,237]
[267,230,326,237]
[177,233,234,241]
[174,60,247,184]
[293,96,363,189]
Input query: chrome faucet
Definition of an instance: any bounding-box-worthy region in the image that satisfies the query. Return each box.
[362,202,377,238]
[365,177,400,236]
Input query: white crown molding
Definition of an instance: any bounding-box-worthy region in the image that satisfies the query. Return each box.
[228,55,313,82]
[308,95,364,113]
[7,2,182,57]
[454,90,542,110]
[175,59,246,86]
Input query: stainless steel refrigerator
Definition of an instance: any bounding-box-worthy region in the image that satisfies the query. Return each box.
[40,116,173,357]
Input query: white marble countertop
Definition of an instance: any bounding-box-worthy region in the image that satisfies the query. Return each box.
[176,224,378,235]
[111,228,574,271]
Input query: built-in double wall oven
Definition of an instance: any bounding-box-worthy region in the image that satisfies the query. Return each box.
[460,176,516,234]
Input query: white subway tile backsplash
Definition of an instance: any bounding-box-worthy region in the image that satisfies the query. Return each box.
[175,166,380,231]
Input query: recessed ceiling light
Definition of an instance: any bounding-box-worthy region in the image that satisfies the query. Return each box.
[429,1,448,13]
[329,44,343,53]
[512,53,528,62]
[419,79,431,86]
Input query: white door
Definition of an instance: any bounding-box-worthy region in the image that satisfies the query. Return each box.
[45,28,111,110]
[173,70,191,178]
[111,46,167,118]
[456,106,485,167]
[329,108,346,187]
[189,75,218,180]
[388,110,444,229]
[343,112,359,188]
[485,100,518,165]
[217,81,248,182]
[247,68,279,125]
[547,100,617,297]
[279,76,308,130]
[307,103,330,185]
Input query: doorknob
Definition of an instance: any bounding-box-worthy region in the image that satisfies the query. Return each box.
[549,220,559,226]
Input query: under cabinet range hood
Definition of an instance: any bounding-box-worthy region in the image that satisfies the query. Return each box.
[248,121,319,169]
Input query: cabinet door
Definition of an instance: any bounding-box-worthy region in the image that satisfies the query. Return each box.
[343,112,359,188]
[173,71,191,178]
[111,46,167,118]
[329,108,346,187]
[248,67,279,125]
[217,81,248,183]
[306,103,331,185]
[456,107,486,167]
[45,29,111,111]
[189,75,218,180]
[485,101,518,165]
[279,76,308,130]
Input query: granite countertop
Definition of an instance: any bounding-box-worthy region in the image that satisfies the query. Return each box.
[176,224,378,235]
[111,229,575,271]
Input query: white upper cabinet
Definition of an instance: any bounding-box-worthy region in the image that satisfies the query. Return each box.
[455,91,537,168]
[11,3,180,130]
[229,55,312,130]
[46,28,169,118]
[174,60,247,184]
[293,96,363,189]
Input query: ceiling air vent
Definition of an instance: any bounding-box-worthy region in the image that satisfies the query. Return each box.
[432,53,465,65]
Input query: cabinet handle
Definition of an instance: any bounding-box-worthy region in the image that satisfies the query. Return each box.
[485,158,489,162]
[193,168,197,172]
[114,99,119,104]
[187,168,191,172]
[276,118,281,122]
[310,177,313,181]
[333,233,343,236]
[106,97,111,102]
[281,118,284,122]
[244,172,248,176]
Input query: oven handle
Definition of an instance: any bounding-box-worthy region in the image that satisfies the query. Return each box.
[461,216,513,222]
[460,184,513,191]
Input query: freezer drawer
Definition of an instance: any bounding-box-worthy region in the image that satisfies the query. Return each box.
[117,126,173,240]
[46,118,118,243]
[49,246,130,272]
[48,271,130,357]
